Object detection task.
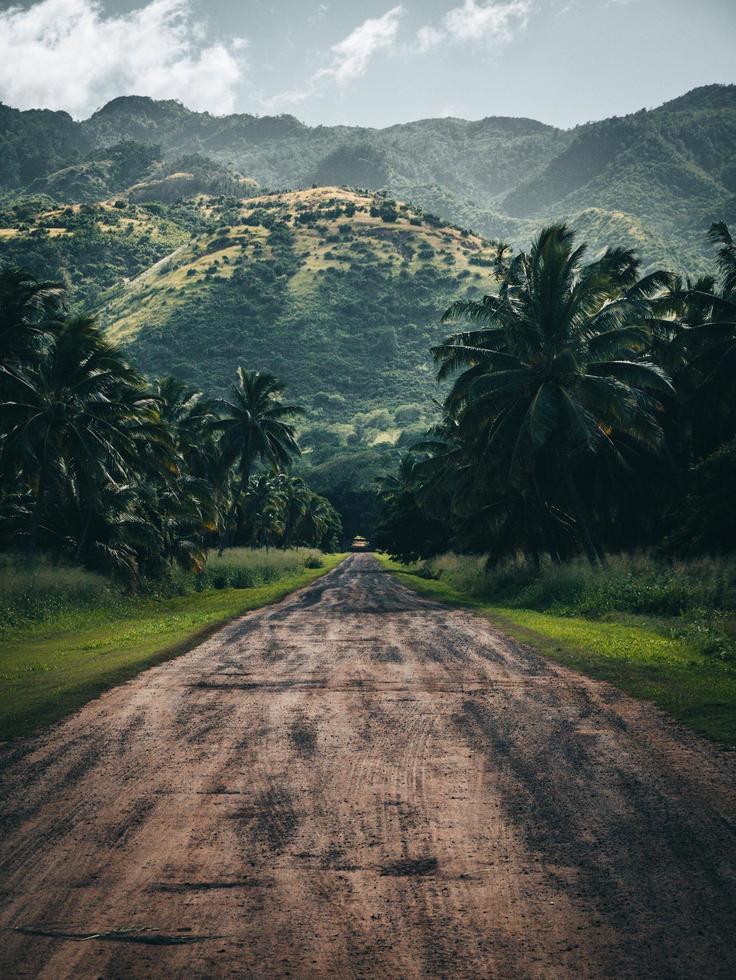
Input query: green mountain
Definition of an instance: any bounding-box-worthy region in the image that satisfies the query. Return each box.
[1,84,734,532]
[100,187,492,435]
[0,184,497,533]
[3,84,734,270]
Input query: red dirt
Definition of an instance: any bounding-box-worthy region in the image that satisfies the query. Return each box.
[1,554,735,978]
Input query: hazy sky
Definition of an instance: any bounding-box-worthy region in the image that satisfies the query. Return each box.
[0,0,734,128]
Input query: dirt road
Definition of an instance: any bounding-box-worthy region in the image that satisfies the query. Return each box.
[1,554,735,978]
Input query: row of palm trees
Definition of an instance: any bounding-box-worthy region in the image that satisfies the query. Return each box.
[0,270,341,583]
[376,223,736,565]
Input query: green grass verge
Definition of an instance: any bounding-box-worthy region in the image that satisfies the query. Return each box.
[0,554,346,741]
[378,555,736,746]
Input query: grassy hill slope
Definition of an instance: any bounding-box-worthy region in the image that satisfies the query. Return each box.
[0,196,213,308]
[100,187,493,434]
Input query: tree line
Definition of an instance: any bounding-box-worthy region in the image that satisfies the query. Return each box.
[375,223,736,565]
[0,269,341,584]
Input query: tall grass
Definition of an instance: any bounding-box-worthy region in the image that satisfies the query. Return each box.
[419,552,736,616]
[193,548,324,591]
[0,556,117,629]
[415,552,736,663]
[0,548,326,630]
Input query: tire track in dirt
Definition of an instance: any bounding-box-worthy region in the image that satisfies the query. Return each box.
[0,553,735,978]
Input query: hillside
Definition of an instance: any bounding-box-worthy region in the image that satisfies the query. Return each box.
[501,88,736,268]
[1,85,734,532]
[89,186,497,532]
[100,187,492,432]
[2,85,734,271]
[0,195,211,308]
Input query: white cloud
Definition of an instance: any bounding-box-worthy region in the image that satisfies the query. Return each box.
[417,0,531,52]
[416,24,445,52]
[266,6,404,111]
[446,0,531,42]
[0,0,246,118]
[315,6,404,86]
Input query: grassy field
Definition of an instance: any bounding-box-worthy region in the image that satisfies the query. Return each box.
[378,555,736,746]
[0,553,346,741]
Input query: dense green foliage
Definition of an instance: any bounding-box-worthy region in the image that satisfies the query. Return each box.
[375,221,736,567]
[121,202,472,413]
[0,268,342,585]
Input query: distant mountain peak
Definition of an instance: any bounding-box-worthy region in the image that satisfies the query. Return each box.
[92,95,192,119]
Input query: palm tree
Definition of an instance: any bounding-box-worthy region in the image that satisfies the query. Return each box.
[154,376,220,477]
[709,221,736,297]
[277,475,341,550]
[666,223,736,455]
[434,225,674,565]
[152,376,225,546]
[0,315,160,559]
[241,474,287,550]
[213,368,303,552]
[280,475,313,547]
[0,267,64,369]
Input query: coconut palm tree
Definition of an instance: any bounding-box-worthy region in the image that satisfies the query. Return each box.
[0,315,160,558]
[213,368,303,552]
[434,225,674,564]
[0,266,64,369]
[241,474,287,550]
[669,224,736,452]
[280,475,313,547]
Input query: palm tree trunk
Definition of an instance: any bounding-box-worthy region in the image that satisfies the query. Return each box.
[75,507,94,564]
[28,461,48,563]
[218,463,251,556]
[532,473,562,565]
[565,472,603,568]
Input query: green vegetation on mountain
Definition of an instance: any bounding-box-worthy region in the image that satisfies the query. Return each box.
[1,84,735,542]
[101,187,492,416]
[3,84,734,270]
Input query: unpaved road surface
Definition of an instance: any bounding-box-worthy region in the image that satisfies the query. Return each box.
[1,554,735,979]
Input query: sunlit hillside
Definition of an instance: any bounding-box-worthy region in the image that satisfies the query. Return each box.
[99,187,498,439]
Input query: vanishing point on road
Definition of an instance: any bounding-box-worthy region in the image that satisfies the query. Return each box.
[1,554,735,978]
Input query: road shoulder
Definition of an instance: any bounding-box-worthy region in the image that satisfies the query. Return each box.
[0,553,348,741]
[377,553,736,747]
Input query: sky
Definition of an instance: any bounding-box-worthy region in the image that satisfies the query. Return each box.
[0,0,734,129]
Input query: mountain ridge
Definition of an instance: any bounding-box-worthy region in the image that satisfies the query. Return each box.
[35,82,736,131]
[2,83,734,271]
